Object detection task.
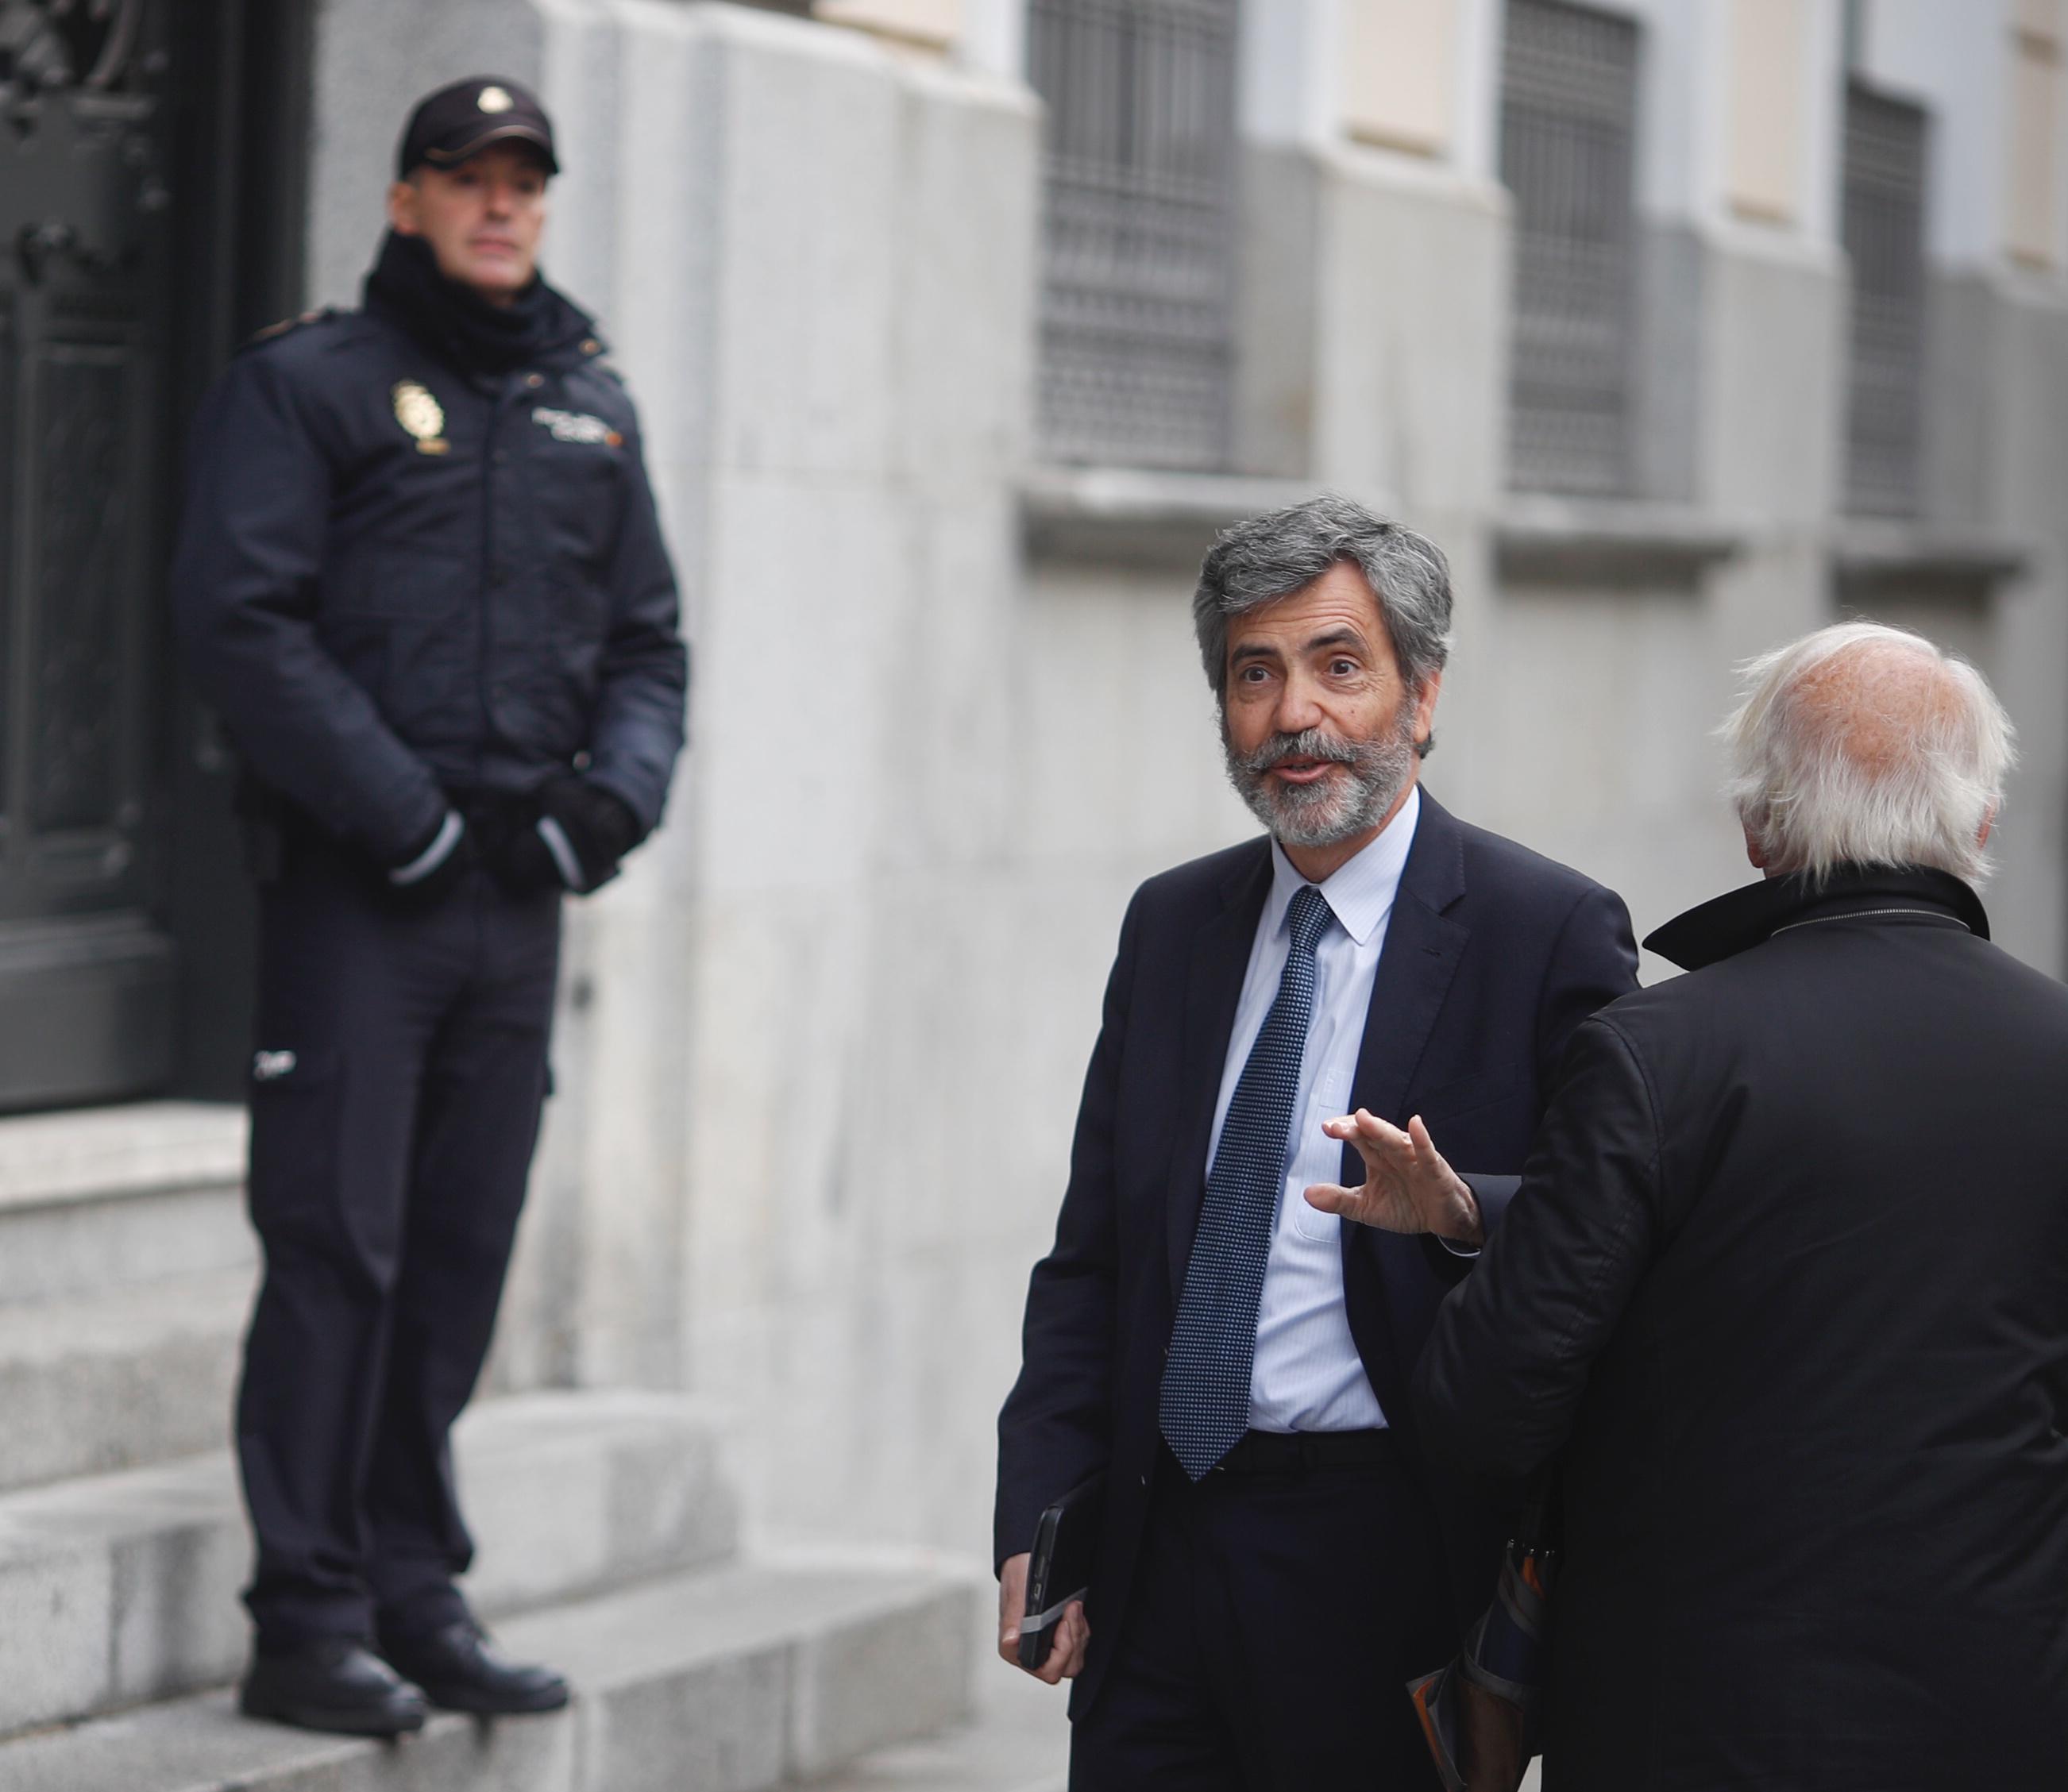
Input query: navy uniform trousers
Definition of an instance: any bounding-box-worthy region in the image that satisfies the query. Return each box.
[1069,1440,1452,1791]
[236,837,561,1644]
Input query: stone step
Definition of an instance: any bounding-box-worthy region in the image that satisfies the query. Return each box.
[0,1102,253,1306]
[0,1269,250,1491]
[809,1652,1071,1792]
[0,1389,739,1740]
[0,1555,979,1792]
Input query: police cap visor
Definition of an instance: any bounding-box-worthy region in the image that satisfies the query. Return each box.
[397,78,558,179]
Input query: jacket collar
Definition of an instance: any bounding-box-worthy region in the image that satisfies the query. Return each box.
[1644,863,1989,972]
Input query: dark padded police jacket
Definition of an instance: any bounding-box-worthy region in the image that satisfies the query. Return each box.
[1417,866,2068,1791]
[170,241,687,867]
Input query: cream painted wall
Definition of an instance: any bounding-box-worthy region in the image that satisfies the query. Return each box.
[1727,0,1811,224]
[816,0,961,50]
[2006,0,2066,268]
[1341,0,1457,155]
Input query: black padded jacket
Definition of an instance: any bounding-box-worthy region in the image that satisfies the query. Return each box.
[1417,865,2068,1790]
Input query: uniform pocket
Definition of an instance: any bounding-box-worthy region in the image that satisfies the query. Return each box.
[322,549,468,620]
[246,1046,343,1237]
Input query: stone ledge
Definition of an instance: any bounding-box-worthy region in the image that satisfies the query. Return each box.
[1831,522,2034,594]
[1493,495,1745,585]
[0,1100,245,1213]
[1020,466,1325,569]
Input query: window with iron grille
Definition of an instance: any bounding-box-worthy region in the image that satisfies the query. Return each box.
[1027,0,1240,470]
[1500,0,1640,495]
[1841,84,1927,517]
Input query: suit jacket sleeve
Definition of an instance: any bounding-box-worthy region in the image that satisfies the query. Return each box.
[583,402,689,838]
[169,353,447,865]
[1413,1015,1663,1480]
[1429,880,1639,1266]
[994,892,1140,1572]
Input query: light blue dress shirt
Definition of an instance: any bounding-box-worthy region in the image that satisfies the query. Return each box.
[1204,784,1422,1433]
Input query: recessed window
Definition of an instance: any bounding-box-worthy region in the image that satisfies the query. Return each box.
[1500,0,1642,495]
[1027,0,1240,470]
[1841,82,1928,518]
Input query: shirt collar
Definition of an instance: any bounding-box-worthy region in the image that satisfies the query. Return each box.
[1265,784,1422,948]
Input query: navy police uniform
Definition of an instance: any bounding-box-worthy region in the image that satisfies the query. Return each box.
[171,214,686,1646]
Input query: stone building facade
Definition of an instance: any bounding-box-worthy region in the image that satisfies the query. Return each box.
[0,5,2062,1775]
[415,0,2067,1561]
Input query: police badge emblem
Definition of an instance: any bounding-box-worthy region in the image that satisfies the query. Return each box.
[392,380,449,455]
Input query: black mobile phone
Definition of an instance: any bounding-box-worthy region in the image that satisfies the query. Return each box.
[1020,1470,1106,1671]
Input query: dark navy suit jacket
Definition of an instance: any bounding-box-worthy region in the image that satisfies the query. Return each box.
[994,789,1638,1713]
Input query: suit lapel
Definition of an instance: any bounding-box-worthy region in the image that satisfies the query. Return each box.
[1164,842,1273,1302]
[1337,790,1471,1428]
[1338,801,1469,1144]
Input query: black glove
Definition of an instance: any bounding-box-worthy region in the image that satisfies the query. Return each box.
[489,778,641,897]
[382,808,469,908]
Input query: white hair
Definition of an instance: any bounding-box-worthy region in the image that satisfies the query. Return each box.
[1720,621,2016,889]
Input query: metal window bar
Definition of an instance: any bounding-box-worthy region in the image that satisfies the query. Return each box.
[1028,0,1240,469]
[1500,0,1640,495]
[1842,83,1927,517]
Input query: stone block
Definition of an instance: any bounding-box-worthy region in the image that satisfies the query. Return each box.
[574,1642,789,1792]
[0,1533,110,1736]
[0,1555,976,1791]
[0,1102,251,1305]
[0,1392,735,1740]
[0,1270,250,1490]
[106,1493,254,1705]
[785,1577,977,1777]
[0,1182,253,1308]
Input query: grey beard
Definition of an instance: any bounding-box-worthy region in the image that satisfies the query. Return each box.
[1223,713,1419,850]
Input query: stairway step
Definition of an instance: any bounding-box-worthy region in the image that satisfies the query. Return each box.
[0,1270,251,1490]
[0,1390,738,1740]
[0,1557,978,1792]
[0,1102,252,1305]
[808,1660,1071,1791]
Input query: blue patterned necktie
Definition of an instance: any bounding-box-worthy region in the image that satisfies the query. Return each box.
[1159,882,1336,1480]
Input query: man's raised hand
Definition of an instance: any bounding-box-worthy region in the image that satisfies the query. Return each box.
[1303,1110,1484,1247]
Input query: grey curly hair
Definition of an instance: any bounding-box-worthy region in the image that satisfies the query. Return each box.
[1192,494,1453,754]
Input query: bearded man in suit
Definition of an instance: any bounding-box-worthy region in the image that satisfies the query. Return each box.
[994,493,1638,1790]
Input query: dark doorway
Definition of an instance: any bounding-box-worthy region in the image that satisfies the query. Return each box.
[0,0,308,1112]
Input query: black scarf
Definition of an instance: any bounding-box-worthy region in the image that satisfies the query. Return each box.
[363,229,595,377]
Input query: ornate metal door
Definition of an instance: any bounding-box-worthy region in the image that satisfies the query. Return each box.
[0,0,174,1111]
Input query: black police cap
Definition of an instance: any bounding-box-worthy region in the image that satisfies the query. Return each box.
[397,77,558,179]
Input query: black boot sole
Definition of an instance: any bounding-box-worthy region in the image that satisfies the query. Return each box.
[412,1679,571,1717]
[240,1686,429,1737]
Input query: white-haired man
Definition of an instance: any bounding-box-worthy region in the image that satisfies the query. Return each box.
[1314,622,2068,1790]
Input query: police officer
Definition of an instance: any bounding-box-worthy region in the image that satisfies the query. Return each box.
[171,78,687,1736]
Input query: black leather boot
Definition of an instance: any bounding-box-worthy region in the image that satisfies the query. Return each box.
[241,1637,429,1736]
[377,1619,570,1716]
